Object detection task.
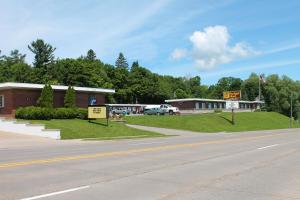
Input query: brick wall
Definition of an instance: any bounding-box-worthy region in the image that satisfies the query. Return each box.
[12,89,41,109]
[170,101,195,110]
[0,90,14,114]
[76,92,105,108]
[0,89,106,114]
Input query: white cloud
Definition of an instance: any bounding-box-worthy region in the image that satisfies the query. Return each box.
[171,48,187,59]
[172,25,255,70]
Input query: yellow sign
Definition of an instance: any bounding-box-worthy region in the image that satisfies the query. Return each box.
[223,91,241,100]
[88,106,107,119]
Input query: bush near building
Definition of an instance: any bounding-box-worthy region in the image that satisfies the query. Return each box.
[37,84,54,108]
[64,86,76,108]
[15,107,88,120]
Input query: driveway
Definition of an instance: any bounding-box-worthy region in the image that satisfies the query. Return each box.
[0,131,62,149]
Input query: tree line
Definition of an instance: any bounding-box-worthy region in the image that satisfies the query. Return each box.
[0,39,299,119]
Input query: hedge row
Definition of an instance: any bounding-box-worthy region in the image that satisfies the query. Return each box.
[15,107,88,120]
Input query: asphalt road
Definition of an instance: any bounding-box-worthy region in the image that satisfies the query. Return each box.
[0,128,300,200]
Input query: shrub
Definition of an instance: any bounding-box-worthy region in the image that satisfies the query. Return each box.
[15,107,53,120]
[214,108,223,113]
[64,86,76,108]
[53,108,77,119]
[76,108,88,120]
[37,84,54,108]
[16,107,88,120]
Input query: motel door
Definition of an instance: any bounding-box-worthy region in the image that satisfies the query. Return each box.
[195,102,199,110]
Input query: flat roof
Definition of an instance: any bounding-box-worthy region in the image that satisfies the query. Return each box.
[106,104,146,107]
[165,98,264,104]
[0,82,115,94]
[106,104,161,107]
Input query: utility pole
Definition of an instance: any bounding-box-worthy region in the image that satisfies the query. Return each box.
[290,92,293,128]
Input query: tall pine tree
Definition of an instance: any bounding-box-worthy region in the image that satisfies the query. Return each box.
[115,53,128,69]
[28,39,56,69]
[86,49,97,61]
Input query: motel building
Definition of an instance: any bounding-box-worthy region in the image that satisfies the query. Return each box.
[106,104,147,114]
[0,82,115,116]
[165,98,264,113]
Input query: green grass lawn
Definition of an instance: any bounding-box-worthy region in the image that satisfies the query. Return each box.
[126,112,300,133]
[26,119,164,139]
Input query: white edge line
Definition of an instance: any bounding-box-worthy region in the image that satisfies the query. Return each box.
[258,144,279,150]
[20,185,90,200]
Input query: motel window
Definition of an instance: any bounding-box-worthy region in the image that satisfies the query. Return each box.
[208,103,212,109]
[0,95,4,108]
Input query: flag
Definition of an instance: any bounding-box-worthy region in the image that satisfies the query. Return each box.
[259,74,266,83]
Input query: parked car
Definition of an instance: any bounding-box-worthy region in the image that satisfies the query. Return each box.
[144,107,165,115]
[111,108,130,115]
[160,104,180,115]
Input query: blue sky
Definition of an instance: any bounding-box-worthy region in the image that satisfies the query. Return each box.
[1,0,300,85]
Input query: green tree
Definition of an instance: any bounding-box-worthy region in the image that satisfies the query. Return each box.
[2,50,26,66]
[207,77,243,99]
[131,60,139,69]
[28,39,56,69]
[128,65,160,103]
[241,73,259,101]
[187,76,202,97]
[37,84,54,108]
[111,53,130,102]
[11,63,32,82]
[115,52,128,69]
[175,88,188,99]
[86,49,97,61]
[0,50,29,82]
[64,86,76,108]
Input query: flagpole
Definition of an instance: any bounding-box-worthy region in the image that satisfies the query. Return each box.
[259,76,261,101]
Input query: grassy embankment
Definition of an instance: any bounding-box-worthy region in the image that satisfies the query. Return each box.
[26,112,299,139]
[26,119,164,140]
[126,112,300,133]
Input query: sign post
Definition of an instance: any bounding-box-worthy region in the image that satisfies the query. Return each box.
[88,105,109,126]
[224,91,241,125]
[232,108,235,125]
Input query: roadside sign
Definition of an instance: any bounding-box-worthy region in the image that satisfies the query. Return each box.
[223,91,241,126]
[226,101,239,109]
[88,105,109,126]
[223,91,241,100]
[88,106,107,119]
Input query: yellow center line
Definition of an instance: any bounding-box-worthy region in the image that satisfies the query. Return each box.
[0,133,284,169]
